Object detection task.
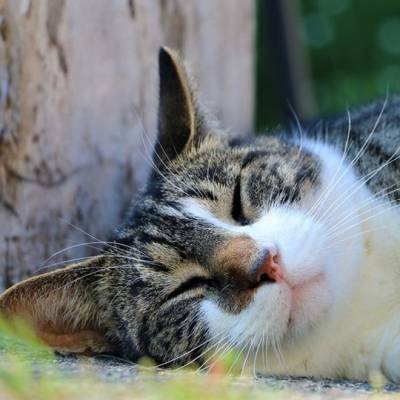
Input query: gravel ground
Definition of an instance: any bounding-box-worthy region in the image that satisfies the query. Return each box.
[2,343,399,398]
[50,355,400,397]
[2,336,400,398]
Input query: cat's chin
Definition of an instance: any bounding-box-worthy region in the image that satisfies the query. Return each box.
[201,272,332,358]
[252,272,332,341]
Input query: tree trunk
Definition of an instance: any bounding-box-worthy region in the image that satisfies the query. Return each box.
[0,0,255,289]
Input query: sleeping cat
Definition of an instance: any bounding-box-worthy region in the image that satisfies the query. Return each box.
[1,47,400,382]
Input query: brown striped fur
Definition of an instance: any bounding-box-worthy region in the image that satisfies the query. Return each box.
[1,47,399,368]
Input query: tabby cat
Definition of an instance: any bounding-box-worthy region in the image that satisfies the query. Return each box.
[2,47,400,382]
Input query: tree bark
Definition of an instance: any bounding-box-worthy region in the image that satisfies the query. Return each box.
[0,0,255,288]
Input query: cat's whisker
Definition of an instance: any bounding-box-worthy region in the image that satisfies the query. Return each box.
[262,330,269,370]
[38,239,106,269]
[318,92,388,212]
[136,112,175,174]
[56,219,139,260]
[205,340,236,372]
[138,116,209,201]
[35,255,103,274]
[240,335,258,377]
[317,238,365,255]
[318,190,400,244]
[317,143,400,227]
[130,104,159,174]
[103,253,157,266]
[186,335,231,372]
[287,101,305,164]
[326,203,389,240]
[305,108,352,220]
[355,182,398,205]
[225,339,246,375]
[272,336,285,368]
[137,120,198,199]
[311,104,399,225]
[33,264,145,304]
[334,225,389,246]
[252,334,264,377]
[223,339,247,376]
[29,267,114,307]
[193,316,253,374]
[324,182,400,237]
[327,201,400,242]
[41,220,164,274]
[324,186,400,238]
[154,330,225,369]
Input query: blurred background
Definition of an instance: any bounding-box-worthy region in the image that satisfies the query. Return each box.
[257,0,400,129]
[0,0,398,288]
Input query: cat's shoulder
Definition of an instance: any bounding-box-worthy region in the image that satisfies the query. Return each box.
[306,95,400,153]
[306,95,400,202]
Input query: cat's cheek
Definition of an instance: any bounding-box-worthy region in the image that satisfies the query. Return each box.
[288,277,332,337]
[200,285,292,348]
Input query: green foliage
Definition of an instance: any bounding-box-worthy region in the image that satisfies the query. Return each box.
[0,316,53,360]
[256,0,400,130]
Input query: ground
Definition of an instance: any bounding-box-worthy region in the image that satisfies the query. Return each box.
[1,354,400,400]
[0,326,399,400]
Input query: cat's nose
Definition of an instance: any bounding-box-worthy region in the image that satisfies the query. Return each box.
[252,248,283,284]
[213,235,284,288]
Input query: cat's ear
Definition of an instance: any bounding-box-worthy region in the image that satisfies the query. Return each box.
[0,256,113,354]
[155,46,209,166]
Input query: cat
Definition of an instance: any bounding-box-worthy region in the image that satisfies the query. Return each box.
[1,46,400,382]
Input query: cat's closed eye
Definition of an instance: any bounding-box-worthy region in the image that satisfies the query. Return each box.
[167,276,216,300]
[4,45,400,384]
[231,176,249,225]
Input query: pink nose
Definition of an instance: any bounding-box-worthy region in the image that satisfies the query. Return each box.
[255,248,283,284]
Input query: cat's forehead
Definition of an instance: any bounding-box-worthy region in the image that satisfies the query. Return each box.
[168,135,321,190]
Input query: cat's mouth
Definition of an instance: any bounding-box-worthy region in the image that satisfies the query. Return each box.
[284,272,329,332]
[289,273,325,305]
[247,269,329,333]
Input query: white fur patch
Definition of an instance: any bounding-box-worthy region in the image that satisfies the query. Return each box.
[183,139,400,381]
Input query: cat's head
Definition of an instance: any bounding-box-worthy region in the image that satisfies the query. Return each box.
[0,48,365,369]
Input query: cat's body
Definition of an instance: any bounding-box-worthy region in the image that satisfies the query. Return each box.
[1,48,400,382]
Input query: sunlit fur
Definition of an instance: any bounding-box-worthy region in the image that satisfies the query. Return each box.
[118,93,400,381]
[2,48,400,382]
[199,99,400,381]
